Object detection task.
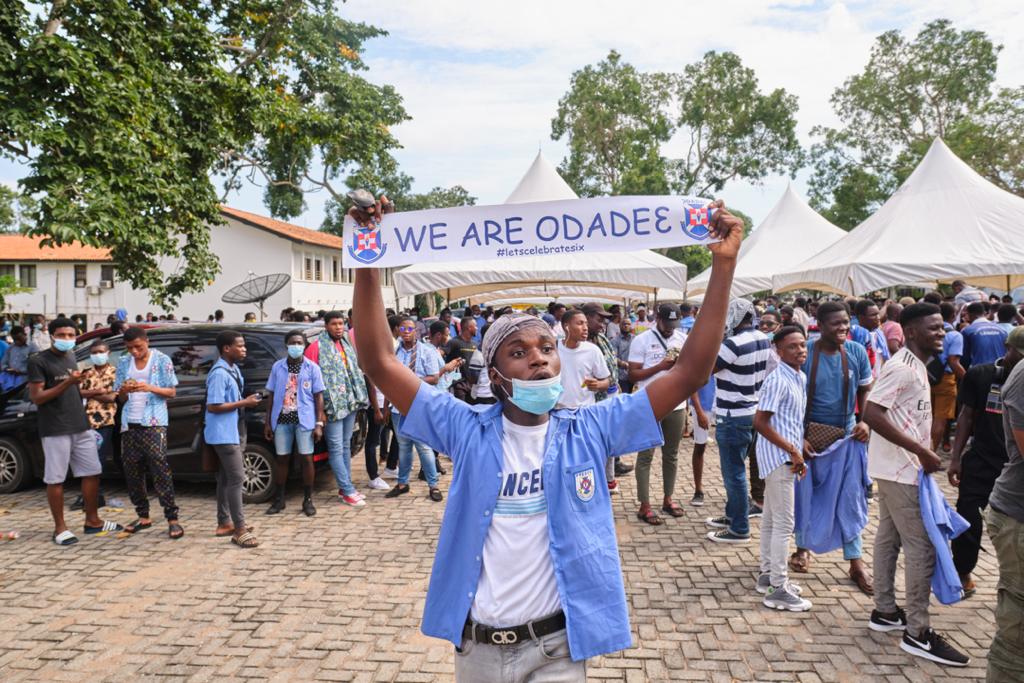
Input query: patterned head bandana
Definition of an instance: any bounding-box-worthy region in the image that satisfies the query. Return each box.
[481,313,554,368]
[726,298,755,335]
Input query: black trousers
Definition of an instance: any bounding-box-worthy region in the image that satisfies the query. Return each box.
[952,448,1006,576]
[747,435,764,504]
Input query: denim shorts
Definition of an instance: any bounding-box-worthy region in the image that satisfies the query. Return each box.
[274,421,314,456]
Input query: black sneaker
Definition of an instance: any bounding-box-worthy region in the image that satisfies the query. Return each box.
[614,461,634,476]
[265,499,285,515]
[706,529,750,544]
[70,495,85,511]
[900,628,970,667]
[302,498,316,517]
[385,484,410,498]
[749,500,764,518]
[868,607,907,632]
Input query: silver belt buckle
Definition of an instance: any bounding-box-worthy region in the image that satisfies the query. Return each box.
[490,629,519,645]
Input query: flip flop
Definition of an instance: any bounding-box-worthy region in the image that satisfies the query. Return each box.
[636,509,664,526]
[84,520,124,535]
[215,525,253,537]
[231,531,259,549]
[123,519,153,534]
[661,502,686,518]
[53,530,79,546]
[789,550,811,574]
[168,523,184,539]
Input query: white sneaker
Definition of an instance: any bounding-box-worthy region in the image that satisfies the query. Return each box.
[341,493,366,507]
[381,468,398,479]
[368,477,390,490]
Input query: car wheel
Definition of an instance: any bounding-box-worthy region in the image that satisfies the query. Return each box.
[350,409,367,456]
[0,437,30,494]
[242,443,275,504]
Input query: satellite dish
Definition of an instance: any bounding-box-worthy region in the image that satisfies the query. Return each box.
[221,273,291,321]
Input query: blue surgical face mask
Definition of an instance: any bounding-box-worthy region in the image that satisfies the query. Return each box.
[53,338,76,353]
[90,353,109,366]
[495,369,563,415]
[33,323,42,330]
[286,344,305,359]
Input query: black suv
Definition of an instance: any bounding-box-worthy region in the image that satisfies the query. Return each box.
[0,324,367,503]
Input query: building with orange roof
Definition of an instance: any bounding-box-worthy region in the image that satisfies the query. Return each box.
[1,208,403,325]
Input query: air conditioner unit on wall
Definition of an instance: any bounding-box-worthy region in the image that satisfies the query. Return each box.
[86,285,101,296]
[99,280,113,289]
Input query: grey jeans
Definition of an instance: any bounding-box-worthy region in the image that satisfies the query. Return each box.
[874,479,935,635]
[759,464,795,587]
[455,628,585,683]
[214,438,246,530]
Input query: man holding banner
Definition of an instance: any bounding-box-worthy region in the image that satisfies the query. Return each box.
[349,190,742,681]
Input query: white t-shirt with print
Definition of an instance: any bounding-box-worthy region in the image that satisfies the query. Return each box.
[866,348,931,486]
[471,417,561,627]
[556,340,610,409]
[628,327,688,410]
[125,353,153,424]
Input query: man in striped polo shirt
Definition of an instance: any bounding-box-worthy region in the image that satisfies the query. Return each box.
[753,325,811,610]
[707,299,772,543]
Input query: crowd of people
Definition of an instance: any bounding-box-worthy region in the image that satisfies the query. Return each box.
[4,241,1023,679]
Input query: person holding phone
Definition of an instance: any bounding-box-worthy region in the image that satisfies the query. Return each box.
[206,330,262,548]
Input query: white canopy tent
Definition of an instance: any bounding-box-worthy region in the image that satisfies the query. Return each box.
[773,138,1024,295]
[469,284,648,305]
[393,152,687,300]
[484,296,626,307]
[687,184,846,297]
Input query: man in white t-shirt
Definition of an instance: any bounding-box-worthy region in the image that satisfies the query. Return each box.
[628,303,690,525]
[556,309,610,410]
[862,302,969,668]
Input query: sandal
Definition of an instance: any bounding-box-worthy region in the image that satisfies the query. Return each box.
[636,508,664,526]
[123,519,153,534]
[231,531,259,549]
[429,488,443,502]
[53,530,79,546]
[84,520,124,535]
[661,502,685,518]
[168,523,184,539]
[789,549,811,574]
[215,525,253,537]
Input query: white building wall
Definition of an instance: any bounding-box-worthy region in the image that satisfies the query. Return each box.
[3,217,408,326]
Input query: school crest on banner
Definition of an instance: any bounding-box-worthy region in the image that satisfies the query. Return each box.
[574,468,595,502]
[348,225,388,265]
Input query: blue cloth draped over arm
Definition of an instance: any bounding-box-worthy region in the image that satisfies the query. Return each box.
[794,438,870,554]
[918,469,970,605]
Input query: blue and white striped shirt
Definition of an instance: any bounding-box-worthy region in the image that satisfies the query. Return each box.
[714,328,772,417]
[755,362,807,476]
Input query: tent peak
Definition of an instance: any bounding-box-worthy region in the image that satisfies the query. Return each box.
[504,152,578,204]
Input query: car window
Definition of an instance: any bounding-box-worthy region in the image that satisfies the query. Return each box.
[241,337,280,369]
[157,341,219,379]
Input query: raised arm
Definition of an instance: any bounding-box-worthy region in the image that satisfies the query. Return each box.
[352,267,420,415]
[646,200,740,420]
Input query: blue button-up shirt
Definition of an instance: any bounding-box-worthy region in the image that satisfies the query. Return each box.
[394,341,442,411]
[266,357,325,431]
[205,358,244,445]
[399,383,663,661]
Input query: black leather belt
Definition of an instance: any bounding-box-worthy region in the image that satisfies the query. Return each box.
[462,611,565,646]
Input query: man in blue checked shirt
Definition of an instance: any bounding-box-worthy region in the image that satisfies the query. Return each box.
[385,314,445,502]
[350,193,744,681]
[753,325,811,612]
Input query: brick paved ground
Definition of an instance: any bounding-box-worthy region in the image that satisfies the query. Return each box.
[0,438,997,682]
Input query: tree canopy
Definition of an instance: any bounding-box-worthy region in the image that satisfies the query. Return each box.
[551,50,799,276]
[809,19,1024,229]
[1,0,405,306]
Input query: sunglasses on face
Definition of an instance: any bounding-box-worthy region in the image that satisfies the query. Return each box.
[398,326,416,332]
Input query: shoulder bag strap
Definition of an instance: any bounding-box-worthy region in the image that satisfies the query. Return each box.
[805,346,821,426]
[840,344,851,420]
[652,331,669,352]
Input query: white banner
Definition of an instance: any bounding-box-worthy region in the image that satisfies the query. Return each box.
[342,195,716,268]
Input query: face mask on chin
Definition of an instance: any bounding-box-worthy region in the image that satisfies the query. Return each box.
[494,369,563,415]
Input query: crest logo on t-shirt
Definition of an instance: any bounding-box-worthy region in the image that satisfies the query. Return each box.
[574,468,595,502]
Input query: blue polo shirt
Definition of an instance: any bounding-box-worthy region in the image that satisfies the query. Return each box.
[266,357,325,430]
[399,383,663,661]
[205,359,244,445]
[961,319,1007,369]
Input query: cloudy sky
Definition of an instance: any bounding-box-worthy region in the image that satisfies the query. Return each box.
[3,1,1022,229]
